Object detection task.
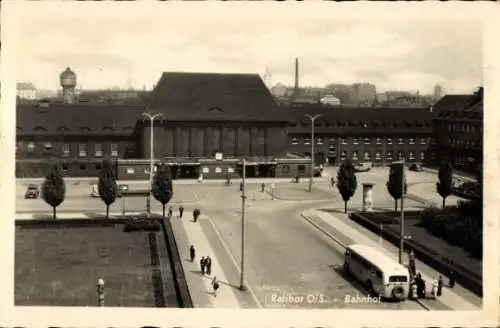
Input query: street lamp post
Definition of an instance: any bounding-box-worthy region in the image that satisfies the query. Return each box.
[398,159,406,264]
[240,158,247,291]
[304,114,322,192]
[142,112,163,216]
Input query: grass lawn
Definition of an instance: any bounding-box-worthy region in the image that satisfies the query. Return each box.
[15,223,180,307]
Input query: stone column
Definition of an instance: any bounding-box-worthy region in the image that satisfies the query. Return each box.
[362,183,375,212]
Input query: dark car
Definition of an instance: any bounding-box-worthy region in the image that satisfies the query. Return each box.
[409,163,423,172]
[25,184,40,199]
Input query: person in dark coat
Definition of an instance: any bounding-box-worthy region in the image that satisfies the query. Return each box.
[261,182,265,192]
[212,276,219,297]
[448,269,455,288]
[206,256,212,275]
[193,208,200,222]
[200,256,206,274]
[189,245,196,262]
[437,275,443,296]
[179,205,184,218]
[168,206,173,218]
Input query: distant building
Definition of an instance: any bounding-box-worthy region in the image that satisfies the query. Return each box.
[270,83,288,97]
[320,94,340,106]
[434,84,444,101]
[17,82,37,100]
[352,83,377,104]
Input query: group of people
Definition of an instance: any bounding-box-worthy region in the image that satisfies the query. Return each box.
[407,249,448,299]
[188,245,219,296]
[166,204,202,222]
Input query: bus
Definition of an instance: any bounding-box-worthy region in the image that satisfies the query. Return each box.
[343,244,409,301]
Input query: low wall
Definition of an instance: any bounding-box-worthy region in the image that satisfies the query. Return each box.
[161,217,193,308]
[349,212,482,296]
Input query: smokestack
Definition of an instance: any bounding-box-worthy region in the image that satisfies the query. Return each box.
[294,58,299,99]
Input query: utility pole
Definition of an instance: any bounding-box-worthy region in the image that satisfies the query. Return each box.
[240,158,247,291]
[304,114,322,192]
[142,112,163,216]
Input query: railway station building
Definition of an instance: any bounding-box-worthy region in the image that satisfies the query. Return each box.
[16,68,436,179]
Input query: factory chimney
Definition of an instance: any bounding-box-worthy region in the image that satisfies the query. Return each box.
[293,58,299,99]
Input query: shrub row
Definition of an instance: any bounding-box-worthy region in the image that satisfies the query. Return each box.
[419,200,482,260]
[349,211,482,296]
[123,218,161,232]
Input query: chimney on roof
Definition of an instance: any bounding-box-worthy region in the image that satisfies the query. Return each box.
[429,105,434,113]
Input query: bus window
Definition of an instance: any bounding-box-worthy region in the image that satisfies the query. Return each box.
[389,275,408,282]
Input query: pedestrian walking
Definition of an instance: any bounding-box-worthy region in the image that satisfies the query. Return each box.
[168,206,173,218]
[200,256,206,274]
[179,204,184,218]
[193,208,200,222]
[261,182,265,193]
[239,181,243,192]
[198,173,203,183]
[448,269,455,288]
[189,245,196,262]
[206,256,212,275]
[437,275,443,296]
[212,276,219,297]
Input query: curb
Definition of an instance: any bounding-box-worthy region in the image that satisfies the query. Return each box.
[300,212,431,311]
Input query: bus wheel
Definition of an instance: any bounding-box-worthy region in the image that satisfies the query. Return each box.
[367,280,374,295]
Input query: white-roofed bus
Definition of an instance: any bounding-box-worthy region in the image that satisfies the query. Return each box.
[343,244,409,301]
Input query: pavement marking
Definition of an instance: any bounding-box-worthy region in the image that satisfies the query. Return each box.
[202,215,263,308]
[180,216,240,308]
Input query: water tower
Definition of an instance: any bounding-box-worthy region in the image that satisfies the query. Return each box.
[60,67,77,104]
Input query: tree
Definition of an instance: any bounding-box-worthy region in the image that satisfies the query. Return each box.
[387,163,408,212]
[98,158,118,218]
[152,164,174,217]
[42,161,66,219]
[336,160,357,213]
[436,160,453,208]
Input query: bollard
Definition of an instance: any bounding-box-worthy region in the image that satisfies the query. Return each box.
[97,278,105,307]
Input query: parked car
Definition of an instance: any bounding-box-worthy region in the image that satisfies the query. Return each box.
[25,184,40,199]
[354,162,372,172]
[409,163,423,172]
[91,183,129,198]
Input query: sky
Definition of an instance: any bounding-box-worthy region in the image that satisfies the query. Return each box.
[11,3,483,95]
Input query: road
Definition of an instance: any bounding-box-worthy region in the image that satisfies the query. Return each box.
[16,168,452,309]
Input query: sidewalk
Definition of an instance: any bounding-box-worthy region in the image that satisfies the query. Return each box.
[16,211,145,220]
[422,167,476,182]
[17,177,330,185]
[302,209,481,311]
[169,214,241,308]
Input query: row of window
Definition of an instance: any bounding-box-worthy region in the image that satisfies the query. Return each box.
[291,137,428,146]
[18,142,119,157]
[445,123,482,134]
[440,138,482,149]
[339,150,426,161]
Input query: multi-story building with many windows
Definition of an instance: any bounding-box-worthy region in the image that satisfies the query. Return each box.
[428,88,483,174]
[285,105,434,166]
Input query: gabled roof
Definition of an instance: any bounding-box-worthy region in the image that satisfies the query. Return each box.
[16,103,146,135]
[147,72,288,122]
[285,104,434,135]
[434,94,483,120]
